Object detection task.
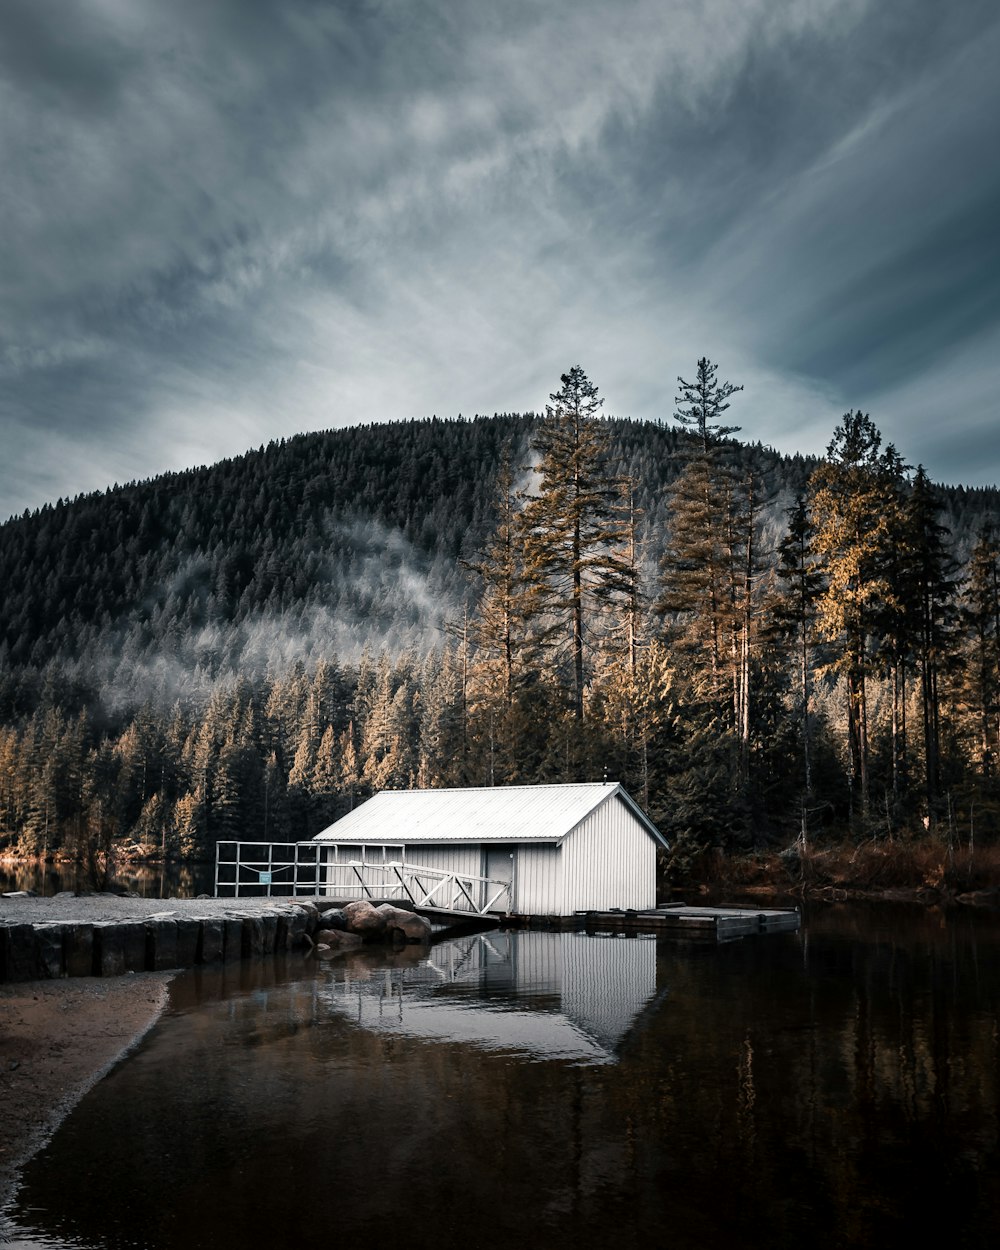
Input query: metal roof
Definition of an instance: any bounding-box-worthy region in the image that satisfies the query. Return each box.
[312,782,667,849]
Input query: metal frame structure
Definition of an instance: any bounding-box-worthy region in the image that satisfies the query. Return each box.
[214,839,511,915]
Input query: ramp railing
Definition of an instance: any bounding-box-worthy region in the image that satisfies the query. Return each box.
[215,840,511,915]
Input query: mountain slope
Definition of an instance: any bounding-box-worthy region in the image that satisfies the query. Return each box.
[2,413,996,719]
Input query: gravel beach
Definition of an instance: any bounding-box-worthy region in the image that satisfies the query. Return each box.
[0,891,299,926]
[0,970,174,1207]
[0,892,306,1208]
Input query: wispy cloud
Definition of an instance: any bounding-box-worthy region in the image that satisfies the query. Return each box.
[2,0,998,516]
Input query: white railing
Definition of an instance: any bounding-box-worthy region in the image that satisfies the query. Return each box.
[370,861,512,916]
[214,840,403,898]
[214,840,511,915]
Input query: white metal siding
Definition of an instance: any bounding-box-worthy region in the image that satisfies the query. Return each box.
[512,843,563,914]
[560,795,658,911]
[513,932,657,1050]
[561,933,657,1050]
[320,843,405,863]
[509,930,563,993]
[402,844,483,878]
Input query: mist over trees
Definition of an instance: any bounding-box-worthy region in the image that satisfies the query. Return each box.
[0,375,998,880]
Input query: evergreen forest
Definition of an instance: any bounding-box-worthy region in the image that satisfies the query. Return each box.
[2,362,999,884]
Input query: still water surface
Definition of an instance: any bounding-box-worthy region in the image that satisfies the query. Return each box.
[4,905,999,1249]
[0,861,214,898]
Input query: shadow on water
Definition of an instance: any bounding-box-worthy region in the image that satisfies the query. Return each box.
[5,910,1000,1250]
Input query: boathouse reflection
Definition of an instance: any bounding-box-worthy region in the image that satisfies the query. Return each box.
[317,931,660,1063]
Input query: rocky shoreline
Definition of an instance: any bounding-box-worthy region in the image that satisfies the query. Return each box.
[0,892,433,983]
[0,894,433,1213]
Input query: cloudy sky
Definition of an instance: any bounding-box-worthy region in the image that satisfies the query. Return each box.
[2,0,998,519]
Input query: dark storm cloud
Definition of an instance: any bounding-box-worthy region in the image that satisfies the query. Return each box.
[784,195,1000,395]
[1,0,998,518]
[0,0,136,110]
[690,10,1000,470]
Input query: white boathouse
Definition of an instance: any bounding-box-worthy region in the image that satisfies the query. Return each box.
[311,782,667,916]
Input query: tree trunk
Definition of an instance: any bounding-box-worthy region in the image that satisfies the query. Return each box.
[572,511,585,724]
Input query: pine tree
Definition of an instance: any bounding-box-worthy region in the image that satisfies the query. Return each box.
[673,356,743,454]
[772,493,824,842]
[0,726,19,838]
[659,358,746,688]
[658,454,730,683]
[962,523,1000,777]
[310,724,341,829]
[520,367,631,724]
[465,445,526,711]
[809,412,902,826]
[358,654,416,791]
[904,467,958,823]
[658,359,756,792]
[174,786,206,860]
[286,723,319,838]
[730,469,764,789]
[20,709,68,855]
[80,741,119,888]
[112,703,163,836]
[872,447,913,812]
[588,482,647,790]
[416,647,466,787]
[336,724,361,812]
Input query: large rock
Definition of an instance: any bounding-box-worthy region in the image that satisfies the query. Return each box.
[314,928,363,952]
[376,904,432,944]
[317,908,349,932]
[281,907,310,949]
[342,900,387,939]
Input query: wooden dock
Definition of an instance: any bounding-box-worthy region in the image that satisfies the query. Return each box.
[417,905,501,939]
[573,903,800,941]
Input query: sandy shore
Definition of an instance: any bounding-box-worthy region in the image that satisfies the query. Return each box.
[0,971,173,1207]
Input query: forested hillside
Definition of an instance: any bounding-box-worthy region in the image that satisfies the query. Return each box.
[1,370,998,880]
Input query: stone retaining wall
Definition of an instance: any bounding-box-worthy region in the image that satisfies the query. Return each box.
[0,903,314,982]
[0,895,436,982]
[0,895,440,980]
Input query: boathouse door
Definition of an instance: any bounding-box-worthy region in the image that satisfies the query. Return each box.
[484,845,515,912]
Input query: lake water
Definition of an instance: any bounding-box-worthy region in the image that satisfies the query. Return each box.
[3,905,999,1249]
[0,861,215,898]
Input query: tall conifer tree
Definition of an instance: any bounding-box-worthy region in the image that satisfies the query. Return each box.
[773,494,824,843]
[659,358,754,772]
[465,445,526,712]
[962,523,1000,777]
[673,356,743,453]
[520,367,629,725]
[904,467,958,822]
[809,411,902,826]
